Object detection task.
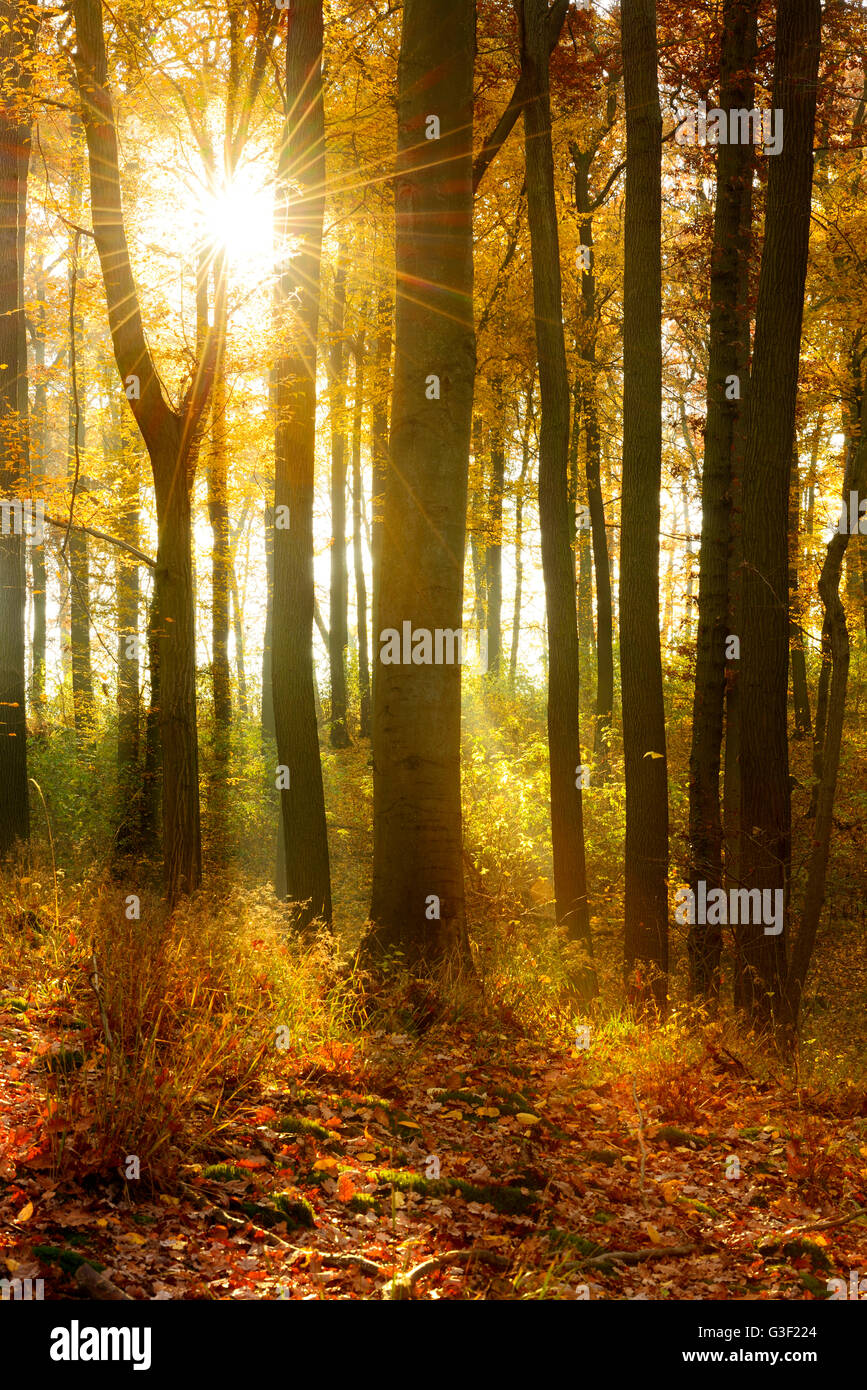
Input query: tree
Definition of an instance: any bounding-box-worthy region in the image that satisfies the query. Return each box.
[620,0,669,1010]
[518,0,595,997]
[737,0,821,1029]
[72,0,217,901]
[0,0,37,857]
[364,0,476,972]
[327,248,351,746]
[271,0,333,929]
[687,0,758,1000]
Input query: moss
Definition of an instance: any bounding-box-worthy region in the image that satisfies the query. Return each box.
[276,1116,331,1141]
[272,1192,315,1228]
[546,1229,605,1259]
[200,1163,248,1183]
[5,997,29,1013]
[429,1088,488,1109]
[372,1168,537,1216]
[585,1148,621,1167]
[33,1246,105,1276]
[654,1126,707,1150]
[348,1193,380,1214]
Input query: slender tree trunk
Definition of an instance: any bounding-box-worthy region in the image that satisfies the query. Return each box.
[519,0,595,994]
[272,0,332,927]
[351,334,371,736]
[510,383,534,687]
[262,500,275,738]
[208,248,232,740]
[370,286,391,709]
[621,0,669,1010]
[114,401,141,816]
[573,383,596,687]
[328,248,351,747]
[0,0,36,855]
[230,557,247,718]
[789,443,811,737]
[364,0,476,972]
[737,0,821,1030]
[67,113,94,735]
[30,263,46,714]
[786,387,865,1036]
[485,380,505,675]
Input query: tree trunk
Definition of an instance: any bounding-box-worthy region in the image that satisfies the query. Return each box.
[328,248,351,747]
[230,557,247,719]
[736,0,821,1030]
[262,500,275,738]
[485,380,505,676]
[30,262,47,715]
[620,0,669,1010]
[67,113,94,735]
[789,442,811,738]
[687,0,759,1000]
[364,0,476,972]
[510,382,534,687]
[0,0,36,855]
[208,248,232,740]
[519,0,595,996]
[786,387,865,1036]
[114,400,141,836]
[271,0,332,928]
[73,0,213,901]
[352,334,371,736]
[369,287,391,709]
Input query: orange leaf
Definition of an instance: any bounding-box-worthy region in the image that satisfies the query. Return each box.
[337,1173,356,1202]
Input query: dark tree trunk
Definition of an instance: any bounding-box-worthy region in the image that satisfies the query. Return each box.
[351,334,371,736]
[30,262,47,714]
[67,113,94,735]
[519,0,595,995]
[620,0,669,1010]
[736,0,821,1030]
[0,0,36,855]
[364,0,476,972]
[328,249,351,747]
[369,287,391,709]
[271,0,332,928]
[687,0,758,999]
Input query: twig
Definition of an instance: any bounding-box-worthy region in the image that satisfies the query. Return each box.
[631,1077,647,1203]
[776,1206,866,1238]
[87,951,113,1050]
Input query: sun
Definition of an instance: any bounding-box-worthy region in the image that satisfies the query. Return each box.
[198,167,274,273]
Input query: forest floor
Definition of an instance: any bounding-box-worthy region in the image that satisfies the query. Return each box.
[2,979,867,1301]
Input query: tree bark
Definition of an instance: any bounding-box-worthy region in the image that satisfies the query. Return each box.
[271,0,332,928]
[0,0,36,855]
[485,380,505,676]
[208,248,232,740]
[30,261,47,714]
[736,0,821,1029]
[687,0,758,999]
[364,0,476,972]
[351,332,371,736]
[519,0,594,995]
[789,443,811,738]
[510,382,534,687]
[328,249,351,747]
[620,0,669,1011]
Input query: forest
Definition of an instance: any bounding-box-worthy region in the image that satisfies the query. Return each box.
[0,0,866,1320]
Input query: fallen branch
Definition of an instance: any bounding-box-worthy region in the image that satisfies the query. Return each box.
[631,1076,647,1204]
[776,1206,866,1238]
[582,1244,698,1269]
[75,1263,133,1300]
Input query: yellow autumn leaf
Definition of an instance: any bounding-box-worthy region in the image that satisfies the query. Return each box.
[357,1152,376,1162]
[443,1108,463,1119]
[660,1180,681,1205]
[122,1232,147,1245]
[643,750,664,759]
[475,1106,500,1118]
[516,1112,540,1126]
[398,1120,421,1130]
[313,1157,338,1172]
[16,1201,33,1223]
[642,1223,665,1245]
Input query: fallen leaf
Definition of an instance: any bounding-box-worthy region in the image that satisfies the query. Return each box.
[16,1201,33,1223]
[516,1113,540,1126]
